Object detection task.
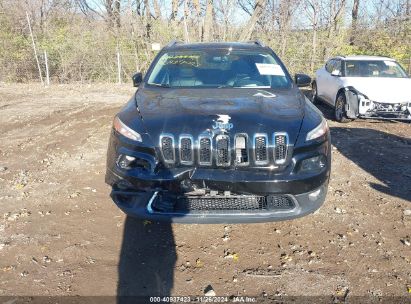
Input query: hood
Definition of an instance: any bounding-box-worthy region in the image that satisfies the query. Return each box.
[344,77,411,104]
[136,87,305,145]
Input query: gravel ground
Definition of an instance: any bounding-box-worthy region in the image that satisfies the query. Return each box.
[0,83,410,301]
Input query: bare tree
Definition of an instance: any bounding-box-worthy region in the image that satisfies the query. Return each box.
[215,0,235,40]
[304,0,320,73]
[76,0,121,30]
[183,0,190,41]
[239,0,267,40]
[203,0,214,41]
[276,0,300,57]
[322,0,346,59]
[191,0,202,40]
[170,0,178,20]
[350,0,360,45]
[152,0,161,19]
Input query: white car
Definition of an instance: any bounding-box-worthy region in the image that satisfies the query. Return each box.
[312,55,411,122]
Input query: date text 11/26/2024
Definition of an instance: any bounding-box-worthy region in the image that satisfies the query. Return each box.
[149,296,257,302]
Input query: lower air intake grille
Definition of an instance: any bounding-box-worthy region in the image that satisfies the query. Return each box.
[274,134,288,163]
[199,137,212,165]
[160,136,174,163]
[172,195,295,213]
[216,135,230,166]
[180,137,193,164]
[255,135,268,164]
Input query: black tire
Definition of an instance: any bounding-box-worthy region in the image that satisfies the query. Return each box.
[311,81,319,104]
[334,92,352,123]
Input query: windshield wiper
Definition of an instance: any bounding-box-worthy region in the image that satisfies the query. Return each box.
[149,83,171,88]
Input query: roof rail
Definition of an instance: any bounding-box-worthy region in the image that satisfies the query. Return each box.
[165,40,183,48]
[252,40,265,47]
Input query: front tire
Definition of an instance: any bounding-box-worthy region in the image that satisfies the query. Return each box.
[334,92,352,123]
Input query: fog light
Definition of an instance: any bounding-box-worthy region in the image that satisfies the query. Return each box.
[308,189,321,202]
[117,155,136,169]
[299,155,326,173]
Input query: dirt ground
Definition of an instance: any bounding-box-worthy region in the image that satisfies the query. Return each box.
[0,83,410,301]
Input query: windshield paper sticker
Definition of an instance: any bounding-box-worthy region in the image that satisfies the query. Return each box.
[255,63,285,76]
[384,60,396,66]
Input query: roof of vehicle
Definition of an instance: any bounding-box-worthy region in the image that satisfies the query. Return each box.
[163,41,268,51]
[334,55,396,61]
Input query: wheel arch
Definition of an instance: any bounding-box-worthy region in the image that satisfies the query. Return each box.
[336,86,359,119]
[335,87,346,104]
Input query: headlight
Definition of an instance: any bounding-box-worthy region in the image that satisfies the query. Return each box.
[299,155,326,172]
[306,119,328,141]
[113,116,142,142]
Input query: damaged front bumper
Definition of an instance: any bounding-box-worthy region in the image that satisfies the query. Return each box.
[108,184,328,224]
[359,97,411,120]
[105,131,331,223]
[345,88,411,121]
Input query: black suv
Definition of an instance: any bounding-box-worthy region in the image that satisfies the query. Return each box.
[106,41,331,223]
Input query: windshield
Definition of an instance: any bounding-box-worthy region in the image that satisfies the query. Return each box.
[344,60,408,78]
[146,49,291,88]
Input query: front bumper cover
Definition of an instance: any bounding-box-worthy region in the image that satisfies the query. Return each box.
[345,89,411,121]
[108,183,328,224]
[105,131,331,223]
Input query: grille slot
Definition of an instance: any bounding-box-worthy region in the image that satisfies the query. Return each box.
[170,195,295,213]
[199,136,212,165]
[160,135,175,163]
[235,134,248,165]
[274,133,288,164]
[254,134,268,164]
[216,135,230,166]
[179,136,193,164]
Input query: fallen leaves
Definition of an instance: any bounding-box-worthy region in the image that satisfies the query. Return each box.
[195,258,204,268]
[224,251,239,262]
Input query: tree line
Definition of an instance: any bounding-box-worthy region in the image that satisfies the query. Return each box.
[0,0,409,83]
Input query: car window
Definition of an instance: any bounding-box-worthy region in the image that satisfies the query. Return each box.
[333,60,341,73]
[325,60,334,73]
[344,60,408,78]
[146,49,292,89]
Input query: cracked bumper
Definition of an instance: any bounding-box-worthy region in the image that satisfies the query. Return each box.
[105,131,331,223]
[108,183,328,223]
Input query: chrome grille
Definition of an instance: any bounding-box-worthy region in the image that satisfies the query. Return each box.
[158,132,289,166]
[274,133,288,164]
[254,134,268,164]
[179,136,193,164]
[160,135,175,163]
[216,135,230,166]
[199,136,212,165]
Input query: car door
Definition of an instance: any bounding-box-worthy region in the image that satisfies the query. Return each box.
[315,63,327,99]
[327,59,343,106]
[318,59,335,105]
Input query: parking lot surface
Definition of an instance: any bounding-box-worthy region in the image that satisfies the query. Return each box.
[0,84,410,299]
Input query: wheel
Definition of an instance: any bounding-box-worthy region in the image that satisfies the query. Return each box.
[334,92,352,123]
[311,81,319,104]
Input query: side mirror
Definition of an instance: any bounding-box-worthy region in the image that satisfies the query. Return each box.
[331,70,341,77]
[295,73,312,87]
[132,72,143,87]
